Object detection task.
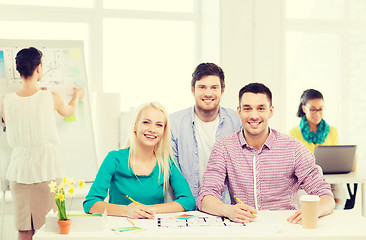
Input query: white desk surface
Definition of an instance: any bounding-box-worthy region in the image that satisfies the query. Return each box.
[323,168,366,184]
[34,210,366,240]
[323,168,366,216]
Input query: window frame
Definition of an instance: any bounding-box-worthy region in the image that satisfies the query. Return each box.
[0,1,206,93]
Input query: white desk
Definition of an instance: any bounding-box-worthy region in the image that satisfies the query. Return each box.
[324,168,366,216]
[33,210,366,240]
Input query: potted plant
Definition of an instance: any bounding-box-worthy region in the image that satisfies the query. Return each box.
[49,177,85,234]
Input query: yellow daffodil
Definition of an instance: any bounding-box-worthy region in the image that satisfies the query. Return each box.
[68,187,74,196]
[56,192,65,201]
[67,178,74,187]
[49,181,57,193]
[78,180,85,189]
[57,182,65,191]
[49,176,83,221]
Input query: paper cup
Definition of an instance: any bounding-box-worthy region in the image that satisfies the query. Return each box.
[300,195,320,229]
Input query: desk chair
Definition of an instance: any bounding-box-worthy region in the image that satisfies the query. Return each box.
[345,183,357,209]
[318,165,352,210]
[344,155,358,209]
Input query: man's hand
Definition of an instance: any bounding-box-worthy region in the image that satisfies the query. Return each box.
[226,203,257,223]
[287,209,302,224]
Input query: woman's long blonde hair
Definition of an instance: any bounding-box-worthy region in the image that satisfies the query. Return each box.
[125,102,176,194]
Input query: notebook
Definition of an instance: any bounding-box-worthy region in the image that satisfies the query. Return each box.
[314,145,357,174]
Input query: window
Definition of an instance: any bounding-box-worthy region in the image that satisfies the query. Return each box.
[286,0,343,20]
[103,0,194,12]
[0,1,220,114]
[103,18,195,113]
[101,0,202,113]
[285,0,366,168]
[285,32,341,129]
[0,0,93,8]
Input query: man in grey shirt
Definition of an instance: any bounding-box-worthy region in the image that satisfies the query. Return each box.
[170,63,241,201]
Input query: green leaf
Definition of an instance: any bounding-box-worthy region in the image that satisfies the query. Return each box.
[56,195,68,220]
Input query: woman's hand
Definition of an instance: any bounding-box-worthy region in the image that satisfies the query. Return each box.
[73,88,85,99]
[127,203,155,219]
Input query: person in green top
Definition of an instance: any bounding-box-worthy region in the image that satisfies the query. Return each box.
[83,102,195,218]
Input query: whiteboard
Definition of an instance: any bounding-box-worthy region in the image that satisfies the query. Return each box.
[0,39,98,191]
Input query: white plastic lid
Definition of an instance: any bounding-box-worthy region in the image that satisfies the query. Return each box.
[300,195,320,202]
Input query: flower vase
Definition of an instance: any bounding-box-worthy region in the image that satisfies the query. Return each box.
[58,219,72,234]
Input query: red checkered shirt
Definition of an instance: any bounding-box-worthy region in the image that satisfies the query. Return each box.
[196,128,333,210]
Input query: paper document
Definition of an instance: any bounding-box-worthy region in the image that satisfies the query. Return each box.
[109,211,280,235]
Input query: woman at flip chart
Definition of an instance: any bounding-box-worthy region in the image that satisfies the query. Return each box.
[1,47,83,240]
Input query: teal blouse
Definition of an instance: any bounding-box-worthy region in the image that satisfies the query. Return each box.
[83,148,195,213]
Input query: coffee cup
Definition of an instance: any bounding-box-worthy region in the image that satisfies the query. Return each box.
[300,195,320,229]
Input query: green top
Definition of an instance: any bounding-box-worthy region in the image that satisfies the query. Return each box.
[83,148,195,213]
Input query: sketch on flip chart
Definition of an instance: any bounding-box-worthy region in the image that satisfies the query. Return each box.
[2,47,84,90]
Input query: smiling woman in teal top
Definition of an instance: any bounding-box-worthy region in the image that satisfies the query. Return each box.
[83,102,195,218]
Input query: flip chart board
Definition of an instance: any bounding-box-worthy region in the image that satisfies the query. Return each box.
[0,39,98,191]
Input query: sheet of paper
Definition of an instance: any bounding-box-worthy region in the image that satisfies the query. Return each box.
[108,211,280,235]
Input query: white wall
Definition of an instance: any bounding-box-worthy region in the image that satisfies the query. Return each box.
[220,0,285,132]
[92,93,121,165]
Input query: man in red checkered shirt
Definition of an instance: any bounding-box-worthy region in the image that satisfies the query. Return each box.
[197,83,335,224]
